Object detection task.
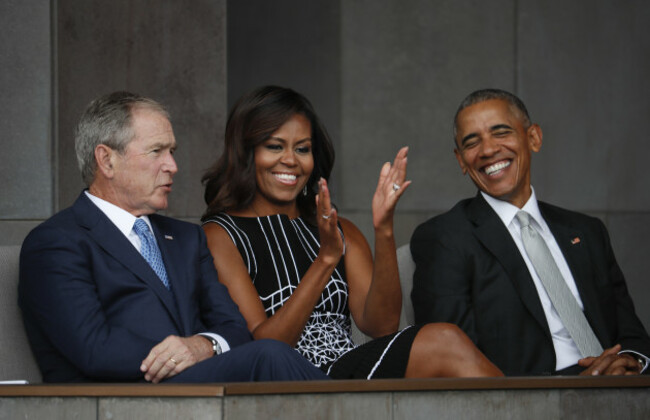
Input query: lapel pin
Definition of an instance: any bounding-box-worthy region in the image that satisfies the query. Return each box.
[571,237,581,245]
[164,235,174,240]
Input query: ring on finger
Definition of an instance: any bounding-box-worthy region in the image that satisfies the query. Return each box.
[169,357,178,365]
[322,214,330,220]
[392,183,400,192]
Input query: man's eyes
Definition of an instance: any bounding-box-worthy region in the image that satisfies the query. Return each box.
[493,130,512,137]
[149,146,175,155]
[462,133,511,149]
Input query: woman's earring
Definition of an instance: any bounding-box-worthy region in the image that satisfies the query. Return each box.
[302,185,308,196]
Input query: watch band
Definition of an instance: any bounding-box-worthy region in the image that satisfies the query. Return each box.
[199,334,222,356]
[636,356,647,370]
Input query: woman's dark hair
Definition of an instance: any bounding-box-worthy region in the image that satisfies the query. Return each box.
[202,86,335,222]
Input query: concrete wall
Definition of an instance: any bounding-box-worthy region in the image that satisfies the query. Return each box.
[227,0,342,197]
[56,0,227,218]
[0,0,52,244]
[0,0,227,244]
[228,0,650,329]
[2,0,650,328]
[347,0,650,328]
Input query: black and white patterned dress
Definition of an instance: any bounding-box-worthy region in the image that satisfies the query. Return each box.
[205,213,421,379]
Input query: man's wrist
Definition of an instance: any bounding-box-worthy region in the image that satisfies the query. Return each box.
[635,356,647,371]
[198,333,222,356]
[618,349,648,373]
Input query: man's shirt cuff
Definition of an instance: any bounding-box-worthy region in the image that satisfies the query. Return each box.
[619,350,649,373]
[198,332,230,353]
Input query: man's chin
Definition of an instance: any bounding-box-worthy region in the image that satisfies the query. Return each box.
[149,200,169,213]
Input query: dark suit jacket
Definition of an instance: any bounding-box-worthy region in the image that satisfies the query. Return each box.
[19,192,252,382]
[410,193,650,376]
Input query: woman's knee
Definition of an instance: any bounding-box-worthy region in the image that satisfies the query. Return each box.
[415,323,468,347]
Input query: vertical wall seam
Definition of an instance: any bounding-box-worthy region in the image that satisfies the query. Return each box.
[223,0,229,117]
[514,0,519,94]
[50,0,59,214]
[337,0,344,203]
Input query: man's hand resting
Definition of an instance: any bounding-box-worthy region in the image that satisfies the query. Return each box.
[578,344,643,376]
[140,335,213,383]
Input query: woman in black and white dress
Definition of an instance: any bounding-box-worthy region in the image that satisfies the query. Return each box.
[201,86,502,379]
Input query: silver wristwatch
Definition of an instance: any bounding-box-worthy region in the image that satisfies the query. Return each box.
[201,334,222,356]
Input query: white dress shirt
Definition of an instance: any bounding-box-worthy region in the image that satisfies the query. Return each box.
[84,191,230,353]
[482,189,649,372]
[482,189,583,370]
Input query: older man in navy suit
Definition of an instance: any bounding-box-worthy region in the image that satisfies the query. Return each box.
[411,88,650,376]
[19,91,328,383]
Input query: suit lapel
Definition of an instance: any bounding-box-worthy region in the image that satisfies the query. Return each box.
[72,193,183,332]
[540,204,608,344]
[150,215,192,336]
[468,194,552,338]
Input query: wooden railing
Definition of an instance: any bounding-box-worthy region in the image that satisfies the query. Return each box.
[2,376,649,419]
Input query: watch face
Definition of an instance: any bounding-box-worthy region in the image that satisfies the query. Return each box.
[211,338,222,355]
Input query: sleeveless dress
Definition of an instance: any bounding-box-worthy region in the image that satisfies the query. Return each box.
[204,213,421,379]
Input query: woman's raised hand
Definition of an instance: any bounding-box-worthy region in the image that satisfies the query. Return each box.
[372,146,411,231]
[316,178,345,266]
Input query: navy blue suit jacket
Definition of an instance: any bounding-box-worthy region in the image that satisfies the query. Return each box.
[19,192,252,382]
[411,193,650,376]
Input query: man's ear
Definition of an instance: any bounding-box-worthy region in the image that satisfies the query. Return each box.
[454,148,468,175]
[95,145,115,179]
[527,124,543,153]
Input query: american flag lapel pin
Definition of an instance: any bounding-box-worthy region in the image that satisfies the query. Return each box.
[164,234,174,240]
[571,237,581,245]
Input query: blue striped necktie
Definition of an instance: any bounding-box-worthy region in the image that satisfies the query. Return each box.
[133,218,170,290]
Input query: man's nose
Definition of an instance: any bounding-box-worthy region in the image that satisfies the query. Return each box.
[165,152,178,174]
[479,136,499,157]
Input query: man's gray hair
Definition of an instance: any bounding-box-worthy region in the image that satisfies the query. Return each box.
[453,88,532,139]
[75,91,170,186]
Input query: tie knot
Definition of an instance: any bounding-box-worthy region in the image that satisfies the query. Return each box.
[133,218,150,236]
[516,210,531,228]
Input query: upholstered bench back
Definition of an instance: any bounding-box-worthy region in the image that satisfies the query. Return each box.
[0,245,42,383]
[349,244,415,344]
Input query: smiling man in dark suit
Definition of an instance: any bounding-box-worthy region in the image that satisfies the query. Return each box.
[410,88,650,376]
[19,91,328,383]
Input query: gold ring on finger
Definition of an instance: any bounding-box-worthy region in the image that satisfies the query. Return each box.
[170,357,178,365]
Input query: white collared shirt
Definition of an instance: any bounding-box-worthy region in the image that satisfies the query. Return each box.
[85,191,151,254]
[84,191,230,353]
[482,189,585,370]
[482,189,649,372]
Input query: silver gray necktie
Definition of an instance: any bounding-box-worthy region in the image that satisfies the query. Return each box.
[516,210,603,358]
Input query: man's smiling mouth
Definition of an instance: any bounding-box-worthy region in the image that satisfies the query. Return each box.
[484,160,511,176]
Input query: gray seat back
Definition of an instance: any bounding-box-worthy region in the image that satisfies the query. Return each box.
[0,245,42,383]
[350,243,416,344]
[396,244,415,329]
